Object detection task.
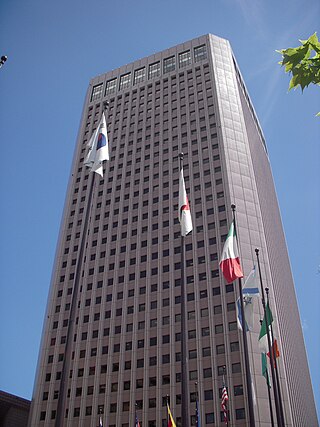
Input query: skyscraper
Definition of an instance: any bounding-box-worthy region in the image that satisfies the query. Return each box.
[28,34,318,427]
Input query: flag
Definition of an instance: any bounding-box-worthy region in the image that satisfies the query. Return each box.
[258,303,274,353]
[167,403,176,427]
[219,221,243,283]
[262,352,271,388]
[236,295,254,331]
[237,266,260,331]
[178,166,192,236]
[268,338,280,367]
[251,371,257,406]
[196,398,201,427]
[242,266,260,297]
[135,415,141,427]
[84,112,109,176]
[221,385,229,424]
[99,415,103,427]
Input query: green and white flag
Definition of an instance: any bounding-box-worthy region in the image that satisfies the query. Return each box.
[261,352,271,388]
[258,303,273,353]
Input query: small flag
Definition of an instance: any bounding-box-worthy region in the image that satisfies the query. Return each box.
[237,266,260,331]
[268,338,280,367]
[178,165,193,236]
[167,403,176,427]
[84,112,109,176]
[135,415,141,427]
[219,221,243,283]
[221,384,229,425]
[262,352,271,388]
[196,398,201,427]
[258,303,274,353]
[99,415,103,427]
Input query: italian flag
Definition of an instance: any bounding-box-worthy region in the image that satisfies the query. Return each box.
[261,352,271,388]
[258,303,273,353]
[167,403,176,427]
[219,221,243,283]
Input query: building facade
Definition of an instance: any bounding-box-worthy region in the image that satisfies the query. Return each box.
[0,390,30,427]
[28,34,318,426]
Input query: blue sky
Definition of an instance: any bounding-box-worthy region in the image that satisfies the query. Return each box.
[0,0,319,416]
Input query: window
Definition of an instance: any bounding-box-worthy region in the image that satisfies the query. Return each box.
[227,302,235,312]
[163,56,175,73]
[230,341,240,352]
[236,408,245,420]
[106,78,117,95]
[203,367,212,378]
[189,370,198,380]
[203,412,214,425]
[202,327,210,337]
[215,324,223,334]
[214,305,222,314]
[189,349,197,359]
[134,67,146,85]
[202,347,211,357]
[204,390,213,400]
[216,344,225,354]
[149,62,161,79]
[232,363,241,374]
[119,73,131,90]
[234,385,244,396]
[179,50,191,68]
[91,83,103,101]
[194,45,207,62]
[229,321,237,331]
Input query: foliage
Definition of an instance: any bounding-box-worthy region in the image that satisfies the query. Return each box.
[278,33,320,116]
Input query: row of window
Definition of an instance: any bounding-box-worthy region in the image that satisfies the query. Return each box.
[43,385,243,403]
[45,363,239,385]
[91,45,207,101]
[40,408,245,424]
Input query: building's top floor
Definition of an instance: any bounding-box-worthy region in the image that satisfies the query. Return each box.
[88,34,228,102]
[86,33,266,151]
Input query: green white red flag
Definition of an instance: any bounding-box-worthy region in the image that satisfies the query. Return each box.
[261,352,271,388]
[219,221,243,283]
[258,303,273,353]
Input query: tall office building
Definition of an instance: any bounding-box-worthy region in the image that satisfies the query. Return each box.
[28,34,318,426]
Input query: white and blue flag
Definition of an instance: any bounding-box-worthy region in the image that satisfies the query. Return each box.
[84,112,109,177]
[237,266,260,331]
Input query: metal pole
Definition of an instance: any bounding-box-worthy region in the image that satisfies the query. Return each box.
[266,287,286,426]
[255,248,284,427]
[179,152,189,427]
[231,205,255,427]
[261,321,275,427]
[55,173,95,426]
[55,105,108,426]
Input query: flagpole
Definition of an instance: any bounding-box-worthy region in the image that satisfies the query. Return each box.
[179,152,189,427]
[54,172,96,427]
[266,287,286,426]
[255,248,284,427]
[231,205,255,427]
[54,105,109,427]
[261,323,275,427]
